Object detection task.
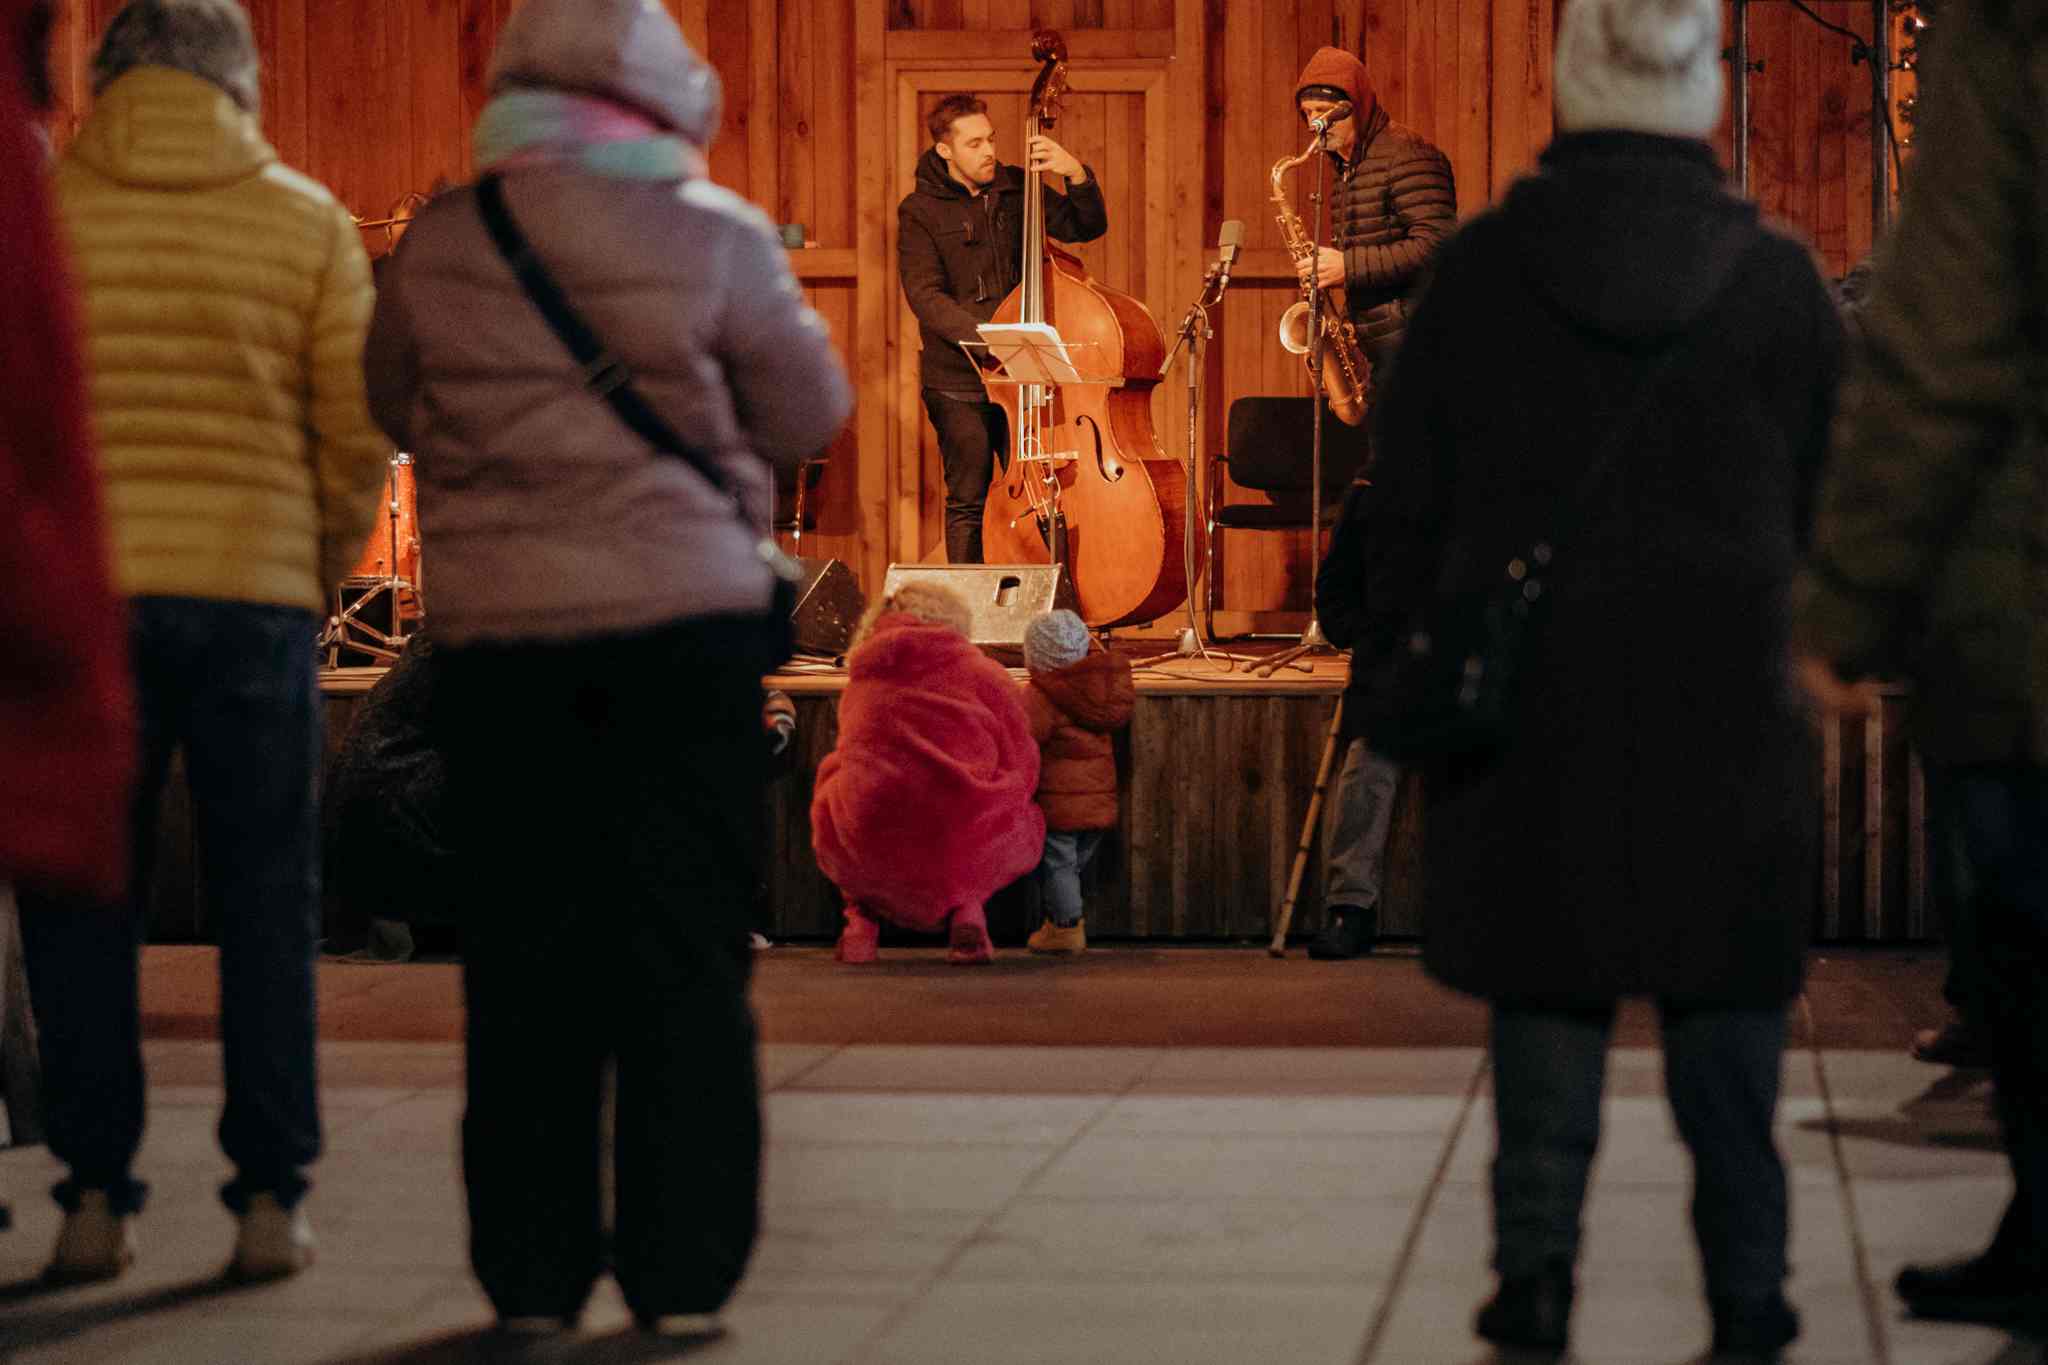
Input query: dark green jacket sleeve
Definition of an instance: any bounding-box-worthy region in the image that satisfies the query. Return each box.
[1794,0,2046,681]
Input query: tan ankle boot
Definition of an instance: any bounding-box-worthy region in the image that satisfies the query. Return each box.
[46,1189,136,1285]
[1026,918,1087,955]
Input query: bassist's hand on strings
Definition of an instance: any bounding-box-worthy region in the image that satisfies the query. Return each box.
[1026,135,1086,182]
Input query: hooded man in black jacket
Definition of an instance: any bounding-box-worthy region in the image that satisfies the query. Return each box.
[1296,47,1457,962]
[897,93,1107,563]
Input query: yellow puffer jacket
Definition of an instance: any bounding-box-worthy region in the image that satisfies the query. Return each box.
[55,67,387,611]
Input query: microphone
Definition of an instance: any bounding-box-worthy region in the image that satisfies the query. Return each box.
[1214,219,1244,292]
[1309,100,1353,134]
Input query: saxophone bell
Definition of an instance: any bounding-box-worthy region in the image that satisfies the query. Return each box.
[1278,301,1313,356]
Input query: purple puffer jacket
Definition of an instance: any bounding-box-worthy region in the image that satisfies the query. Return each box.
[365,166,851,645]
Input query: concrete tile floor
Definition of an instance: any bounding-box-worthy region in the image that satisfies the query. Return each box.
[0,1040,2040,1365]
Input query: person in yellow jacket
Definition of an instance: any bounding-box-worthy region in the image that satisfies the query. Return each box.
[15,0,386,1288]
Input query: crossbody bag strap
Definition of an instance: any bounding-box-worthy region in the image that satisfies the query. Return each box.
[474,172,738,507]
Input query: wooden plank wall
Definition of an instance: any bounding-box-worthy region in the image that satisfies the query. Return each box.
[42,0,1887,622]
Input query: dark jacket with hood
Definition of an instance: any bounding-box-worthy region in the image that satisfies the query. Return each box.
[1359,132,1843,1008]
[1294,48,1458,375]
[1024,648,1137,831]
[1796,0,2048,766]
[897,147,1107,395]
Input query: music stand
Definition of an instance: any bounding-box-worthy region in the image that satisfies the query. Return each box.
[962,327,1105,583]
[972,322,1089,385]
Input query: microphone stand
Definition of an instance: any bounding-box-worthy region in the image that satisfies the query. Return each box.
[1256,118,1340,678]
[1133,240,1256,670]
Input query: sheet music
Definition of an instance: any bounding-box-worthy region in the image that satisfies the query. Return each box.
[972,322,1087,385]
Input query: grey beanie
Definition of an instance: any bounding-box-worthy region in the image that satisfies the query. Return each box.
[489,0,721,145]
[1023,610,1091,674]
[1554,0,1724,139]
[92,0,260,115]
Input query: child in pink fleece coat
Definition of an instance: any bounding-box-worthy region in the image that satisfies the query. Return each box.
[809,583,1044,963]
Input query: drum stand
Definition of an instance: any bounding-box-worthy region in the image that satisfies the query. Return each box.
[320,453,422,668]
[1256,119,1342,679]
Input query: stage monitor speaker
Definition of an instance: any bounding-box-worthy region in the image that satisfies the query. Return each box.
[788,556,865,657]
[879,563,1077,654]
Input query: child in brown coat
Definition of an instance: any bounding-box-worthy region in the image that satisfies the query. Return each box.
[1019,610,1135,954]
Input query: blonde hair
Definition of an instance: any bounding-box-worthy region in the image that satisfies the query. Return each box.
[850,581,973,648]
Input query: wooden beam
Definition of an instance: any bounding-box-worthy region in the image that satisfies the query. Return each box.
[749,0,779,216]
[855,1,893,595]
[788,247,861,280]
[884,28,1175,61]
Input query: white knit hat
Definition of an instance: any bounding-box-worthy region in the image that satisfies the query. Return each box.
[1023,610,1090,674]
[1554,0,1724,139]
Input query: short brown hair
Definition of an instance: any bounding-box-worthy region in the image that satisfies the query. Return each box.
[927,94,987,144]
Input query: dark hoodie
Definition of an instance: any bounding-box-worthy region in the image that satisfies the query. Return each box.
[1023,649,1136,831]
[896,145,1108,395]
[1351,129,1844,1009]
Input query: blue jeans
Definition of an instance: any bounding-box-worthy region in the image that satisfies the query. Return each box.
[19,597,323,1214]
[1038,830,1104,927]
[1490,1003,1789,1302]
[1929,763,2048,1268]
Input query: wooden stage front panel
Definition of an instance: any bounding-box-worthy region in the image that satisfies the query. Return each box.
[760,653,1409,944]
[129,661,1931,947]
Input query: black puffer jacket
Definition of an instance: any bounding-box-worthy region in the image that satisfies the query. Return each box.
[1328,105,1458,370]
[896,147,1107,394]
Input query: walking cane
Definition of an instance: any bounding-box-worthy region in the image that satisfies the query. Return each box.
[1270,697,1345,957]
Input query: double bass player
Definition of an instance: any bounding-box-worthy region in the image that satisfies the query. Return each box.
[897,93,1107,564]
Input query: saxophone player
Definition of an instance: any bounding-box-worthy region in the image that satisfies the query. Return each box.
[1293,47,1457,962]
[1295,47,1457,395]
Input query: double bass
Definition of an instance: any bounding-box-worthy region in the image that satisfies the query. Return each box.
[978,31,1195,630]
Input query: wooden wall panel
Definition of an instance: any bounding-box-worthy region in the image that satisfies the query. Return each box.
[42,0,1892,629]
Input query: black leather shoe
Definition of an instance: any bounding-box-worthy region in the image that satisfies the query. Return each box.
[1475,1270,1573,1352]
[1910,1017,1992,1069]
[1710,1293,1799,1359]
[1307,905,1377,960]
[1896,1248,2047,1326]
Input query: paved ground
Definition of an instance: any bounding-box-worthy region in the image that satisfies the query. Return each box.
[1,1024,2038,1362]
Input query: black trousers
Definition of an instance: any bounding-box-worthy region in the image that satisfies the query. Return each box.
[922,388,1009,564]
[436,615,773,1321]
[1490,1002,1790,1303]
[1930,763,2048,1271]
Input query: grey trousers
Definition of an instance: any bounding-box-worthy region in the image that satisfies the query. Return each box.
[1322,739,1401,912]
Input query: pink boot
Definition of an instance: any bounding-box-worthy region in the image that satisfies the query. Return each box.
[835,905,880,964]
[946,903,993,965]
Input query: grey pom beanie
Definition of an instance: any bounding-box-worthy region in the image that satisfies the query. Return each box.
[489,0,721,145]
[1024,610,1091,674]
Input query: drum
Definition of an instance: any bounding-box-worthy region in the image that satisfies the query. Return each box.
[349,454,422,589]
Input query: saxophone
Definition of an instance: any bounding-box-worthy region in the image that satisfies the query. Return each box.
[1271,141,1370,427]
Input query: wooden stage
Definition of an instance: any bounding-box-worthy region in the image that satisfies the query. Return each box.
[307,645,1934,950]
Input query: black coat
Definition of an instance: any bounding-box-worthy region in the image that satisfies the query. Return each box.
[896,147,1108,394]
[1359,133,1843,1009]
[1327,105,1458,371]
